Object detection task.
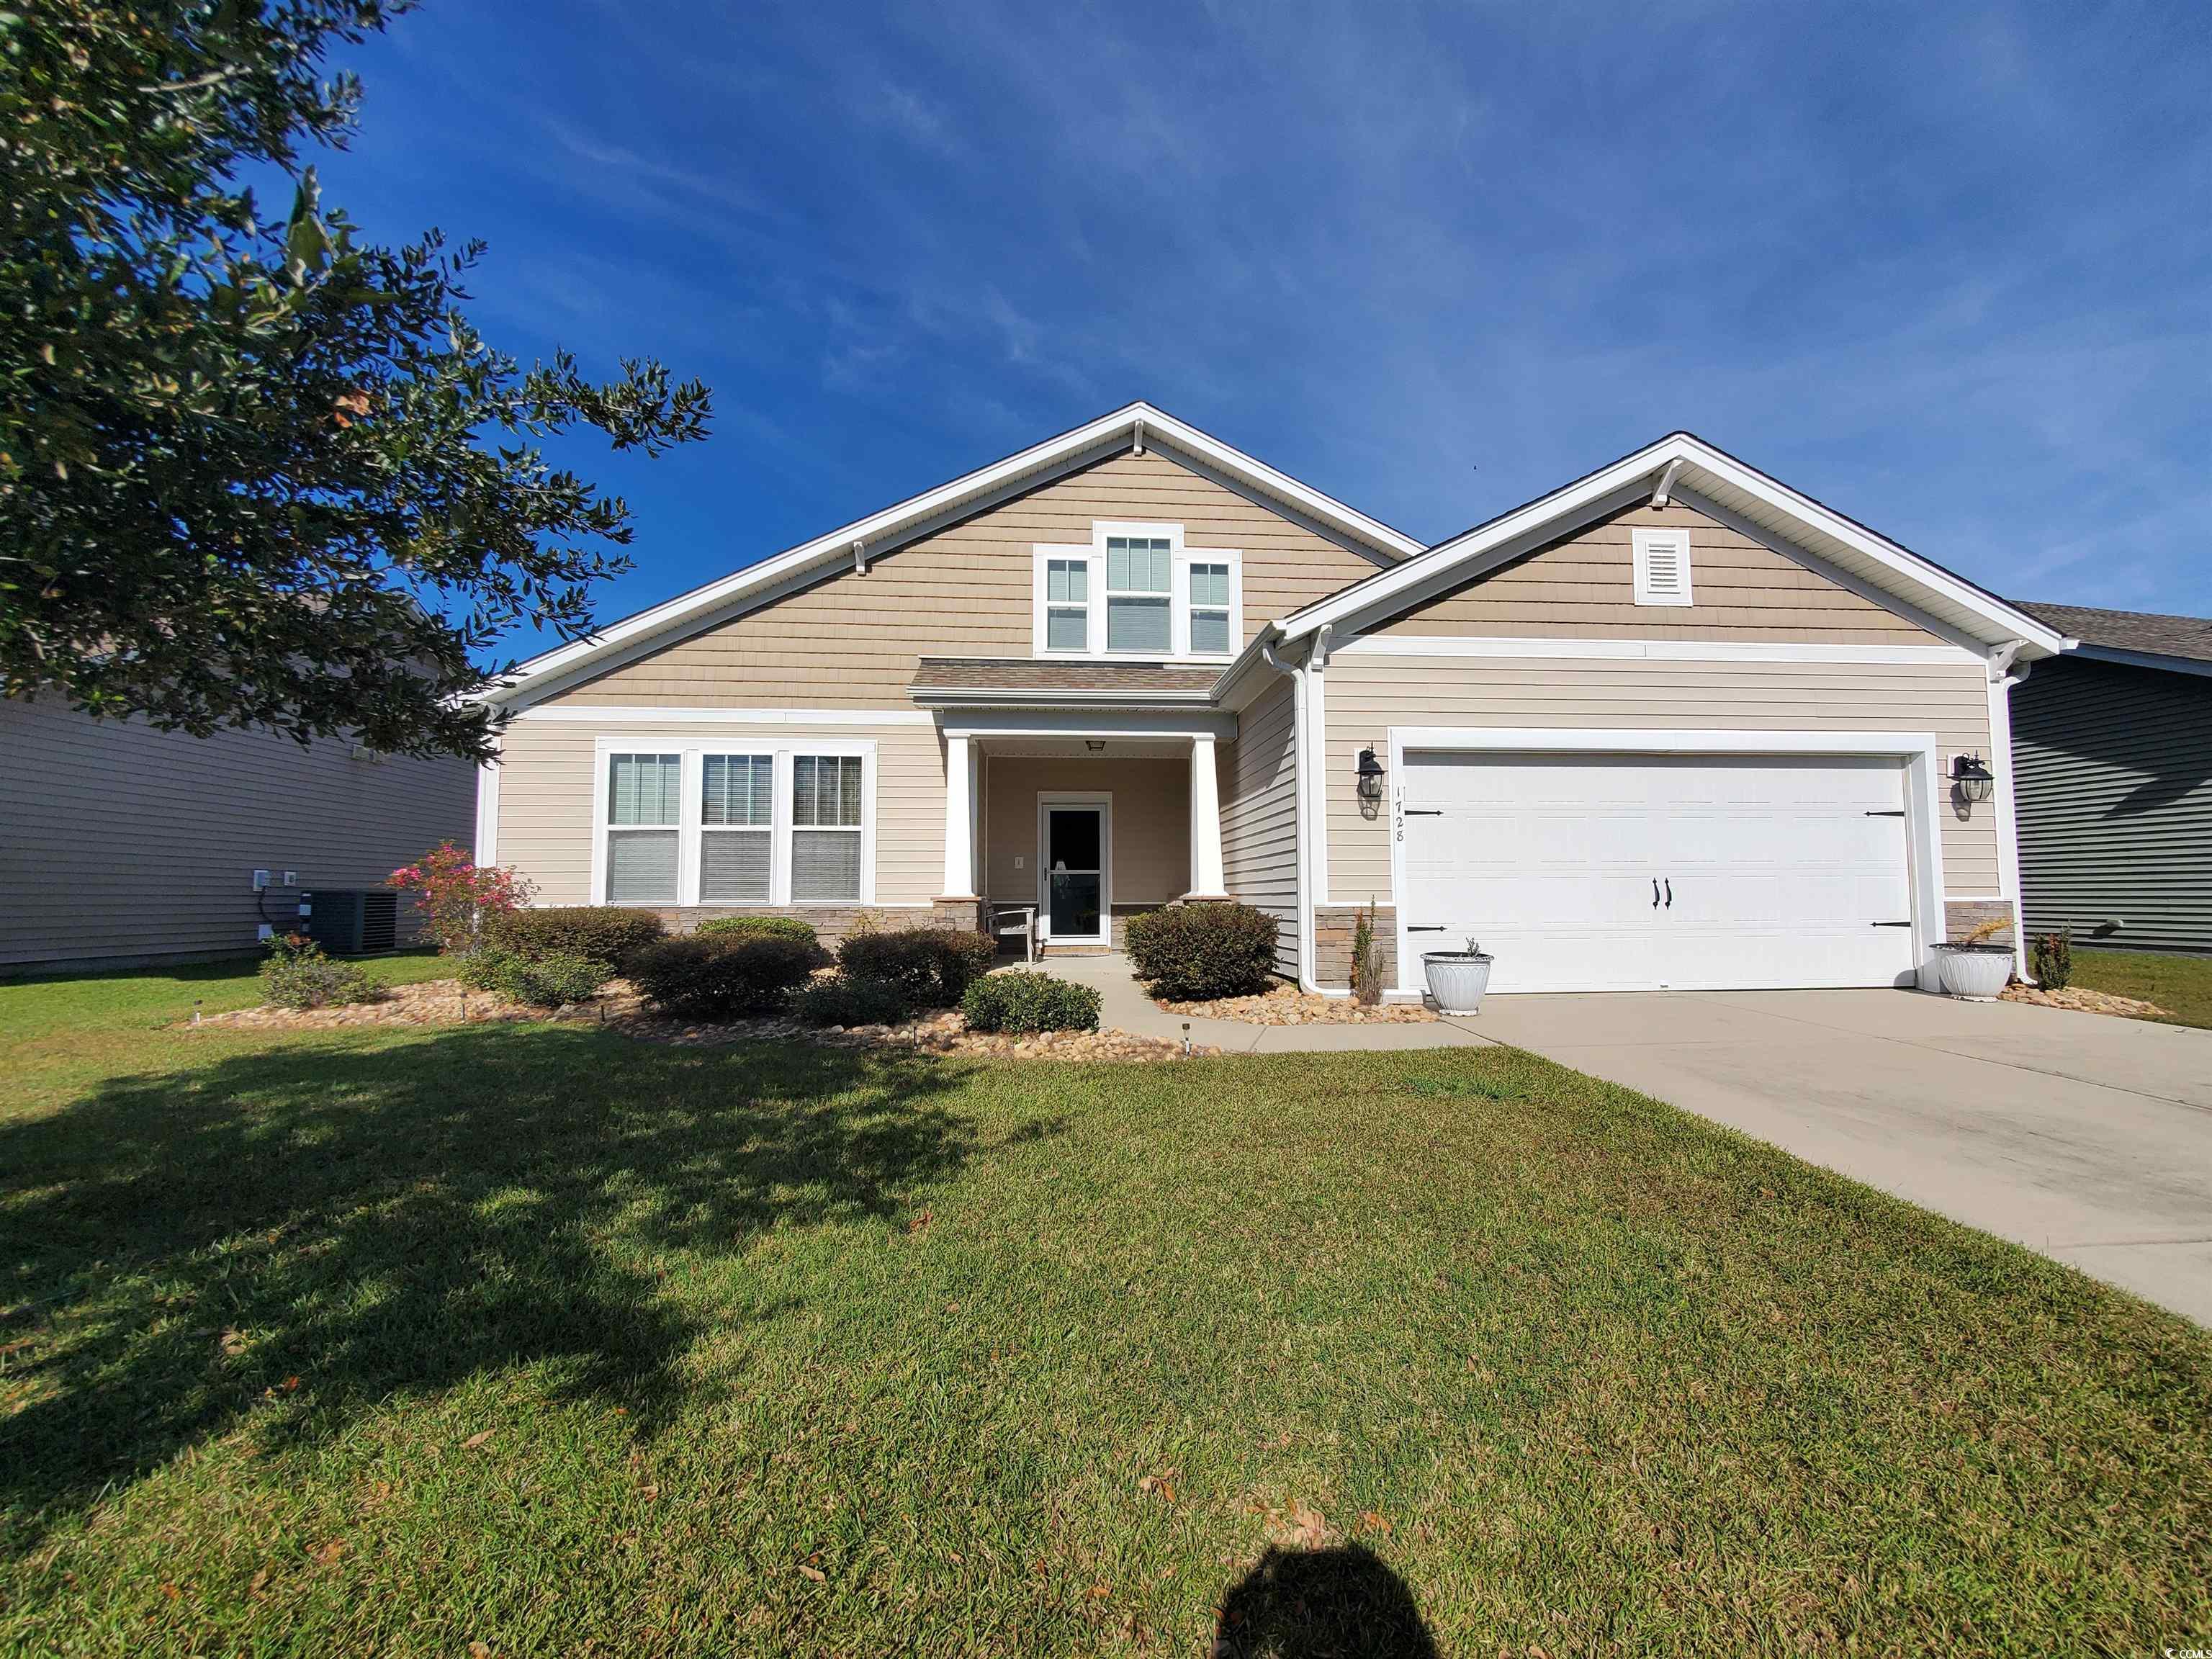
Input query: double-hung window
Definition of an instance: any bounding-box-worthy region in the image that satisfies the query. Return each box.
[791,754,864,902]
[604,753,682,903]
[598,745,872,907]
[1032,524,1241,660]
[699,753,773,902]
[1105,535,1172,653]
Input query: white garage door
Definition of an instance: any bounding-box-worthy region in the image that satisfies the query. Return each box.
[1400,751,1918,992]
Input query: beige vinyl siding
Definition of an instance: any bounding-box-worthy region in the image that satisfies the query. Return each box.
[1323,655,2001,900]
[1221,674,1299,976]
[1377,502,1925,642]
[555,451,1382,709]
[981,756,1189,909]
[495,717,944,907]
[0,695,474,969]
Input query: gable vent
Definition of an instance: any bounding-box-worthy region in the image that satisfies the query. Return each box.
[1633,528,1693,606]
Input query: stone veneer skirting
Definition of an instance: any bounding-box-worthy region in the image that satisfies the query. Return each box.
[1943,898,2020,944]
[1313,904,1398,992]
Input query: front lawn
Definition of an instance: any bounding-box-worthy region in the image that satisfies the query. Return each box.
[2,966,2206,1656]
[2069,946,2212,1030]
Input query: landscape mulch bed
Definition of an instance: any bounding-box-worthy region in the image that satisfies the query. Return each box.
[2002,982,2172,1020]
[1156,981,1437,1024]
[192,978,1213,1061]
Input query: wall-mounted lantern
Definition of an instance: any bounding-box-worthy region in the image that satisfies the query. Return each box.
[1356,746,1386,803]
[1951,752,1995,806]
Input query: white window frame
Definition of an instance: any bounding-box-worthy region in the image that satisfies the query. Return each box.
[1030,522,1242,662]
[696,752,776,906]
[1632,526,1694,606]
[591,737,876,907]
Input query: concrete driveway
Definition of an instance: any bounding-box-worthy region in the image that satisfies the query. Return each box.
[1470,989,2212,1326]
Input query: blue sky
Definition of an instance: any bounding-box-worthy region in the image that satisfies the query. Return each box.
[323,1,2211,656]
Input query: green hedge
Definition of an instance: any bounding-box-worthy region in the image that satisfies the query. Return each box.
[837,929,998,1008]
[1123,902,1278,1001]
[485,907,667,973]
[627,935,817,1020]
[693,915,823,952]
[260,934,376,1010]
[457,946,613,1008]
[791,973,914,1028]
[960,971,1100,1034]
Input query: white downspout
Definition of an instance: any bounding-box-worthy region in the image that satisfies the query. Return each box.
[1260,634,1323,994]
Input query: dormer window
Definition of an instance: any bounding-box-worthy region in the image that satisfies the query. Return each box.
[1632,527,1693,606]
[1032,522,1242,660]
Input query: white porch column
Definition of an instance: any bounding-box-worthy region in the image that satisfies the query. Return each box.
[1188,733,1227,897]
[940,734,979,899]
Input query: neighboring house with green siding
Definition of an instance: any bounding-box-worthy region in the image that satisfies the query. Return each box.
[0,695,475,974]
[2009,603,2212,955]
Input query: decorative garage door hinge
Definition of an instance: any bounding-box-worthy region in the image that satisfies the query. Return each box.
[1863,809,1907,817]
[1403,808,1443,817]
[1871,921,1913,927]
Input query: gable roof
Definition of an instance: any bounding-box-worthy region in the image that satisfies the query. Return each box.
[1270,431,2068,659]
[482,402,1424,709]
[2016,601,2212,673]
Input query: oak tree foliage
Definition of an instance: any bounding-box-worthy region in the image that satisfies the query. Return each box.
[1,1,712,759]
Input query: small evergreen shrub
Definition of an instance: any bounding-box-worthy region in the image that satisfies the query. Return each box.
[2031,928,2073,989]
[628,935,816,1020]
[1123,902,1278,1001]
[260,933,377,1010]
[791,973,914,1028]
[837,928,997,1007]
[960,971,1101,1034]
[485,907,666,972]
[455,945,613,1007]
[693,915,822,953]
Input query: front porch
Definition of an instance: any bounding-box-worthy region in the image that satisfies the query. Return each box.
[939,732,1228,956]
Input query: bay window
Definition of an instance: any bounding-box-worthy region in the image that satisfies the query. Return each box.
[595,742,873,907]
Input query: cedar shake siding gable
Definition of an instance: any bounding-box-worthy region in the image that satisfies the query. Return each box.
[1373,500,1929,643]
[547,451,1384,711]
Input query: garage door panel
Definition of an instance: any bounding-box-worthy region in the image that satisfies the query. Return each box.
[1401,751,1918,992]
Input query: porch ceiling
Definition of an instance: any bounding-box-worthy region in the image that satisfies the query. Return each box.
[977,737,1192,758]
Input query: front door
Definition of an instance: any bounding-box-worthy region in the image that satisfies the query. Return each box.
[1039,801,1108,943]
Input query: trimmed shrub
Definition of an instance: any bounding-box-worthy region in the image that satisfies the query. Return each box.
[837,928,998,1008]
[1123,902,1278,1001]
[2031,928,2073,990]
[485,907,666,972]
[791,973,914,1028]
[458,947,611,1007]
[628,935,817,1020]
[260,933,377,1010]
[961,971,1101,1035]
[693,915,822,953]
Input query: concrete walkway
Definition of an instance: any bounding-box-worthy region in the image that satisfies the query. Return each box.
[1040,955,2212,1324]
[1040,953,1499,1051]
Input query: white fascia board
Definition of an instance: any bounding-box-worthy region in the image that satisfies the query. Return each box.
[1339,636,1982,665]
[511,704,935,725]
[482,403,1419,711]
[941,709,1237,742]
[1277,433,2066,656]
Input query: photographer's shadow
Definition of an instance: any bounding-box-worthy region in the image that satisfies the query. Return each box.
[1214,1544,1438,1658]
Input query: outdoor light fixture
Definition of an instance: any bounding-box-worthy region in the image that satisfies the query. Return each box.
[1356,746,1386,802]
[1952,752,1995,805]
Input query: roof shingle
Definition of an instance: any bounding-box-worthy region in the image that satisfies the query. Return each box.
[2018,602,2212,666]
[908,657,1221,697]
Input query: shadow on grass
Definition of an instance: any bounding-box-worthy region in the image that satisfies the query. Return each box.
[1214,1545,1438,1659]
[0,1027,1015,1542]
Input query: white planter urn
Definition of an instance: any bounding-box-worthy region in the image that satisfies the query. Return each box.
[1933,943,2013,1001]
[1422,944,1494,1015]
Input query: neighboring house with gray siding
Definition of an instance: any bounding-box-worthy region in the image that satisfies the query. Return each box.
[0,695,476,974]
[475,404,2067,997]
[2009,603,2212,954]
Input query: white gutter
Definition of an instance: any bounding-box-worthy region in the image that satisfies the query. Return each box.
[1260,634,1323,994]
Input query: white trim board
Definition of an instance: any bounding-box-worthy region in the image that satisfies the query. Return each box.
[1380,727,1948,1000]
[1336,637,1982,665]
[511,705,935,726]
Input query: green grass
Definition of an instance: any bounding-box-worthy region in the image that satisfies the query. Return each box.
[2068,947,2212,1030]
[1,966,2206,1657]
